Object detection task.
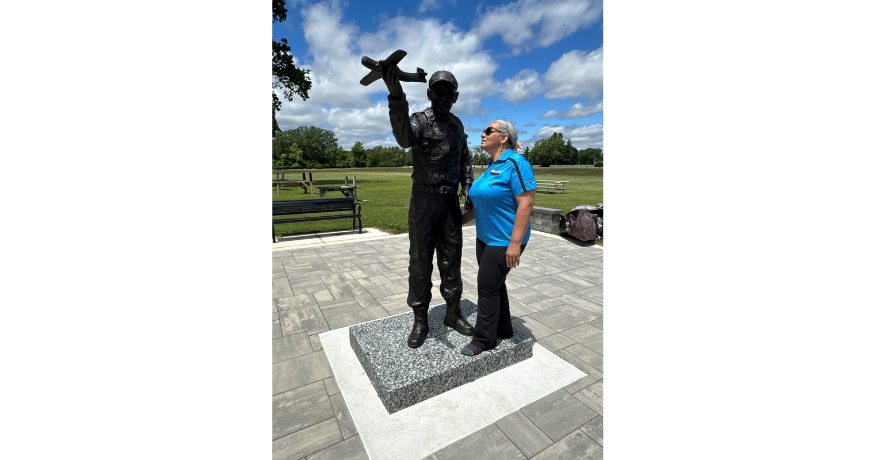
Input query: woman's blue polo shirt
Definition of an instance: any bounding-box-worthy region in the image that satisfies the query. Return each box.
[468,149,537,246]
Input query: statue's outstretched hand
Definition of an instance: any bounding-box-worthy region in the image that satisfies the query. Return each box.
[381,61,404,97]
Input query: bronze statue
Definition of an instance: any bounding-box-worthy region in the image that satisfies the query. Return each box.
[361,51,474,348]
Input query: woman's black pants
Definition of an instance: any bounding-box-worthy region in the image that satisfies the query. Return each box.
[470,238,526,351]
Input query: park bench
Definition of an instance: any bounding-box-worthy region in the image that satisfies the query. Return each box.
[272,197,362,242]
[535,180,570,194]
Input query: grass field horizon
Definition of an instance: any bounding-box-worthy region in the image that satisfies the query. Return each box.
[272,166,603,238]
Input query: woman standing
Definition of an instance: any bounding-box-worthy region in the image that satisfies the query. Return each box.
[460,120,537,356]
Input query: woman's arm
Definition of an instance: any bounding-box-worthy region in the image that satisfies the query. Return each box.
[505,190,536,268]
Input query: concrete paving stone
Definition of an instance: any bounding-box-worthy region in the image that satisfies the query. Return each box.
[576,380,603,416]
[309,333,323,351]
[360,263,393,277]
[436,423,525,460]
[530,429,603,460]
[584,276,604,285]
[272,300,277,313]
[564,375,601,395]
[388,272,409,281]
[376,292,407,312]
[530,279,571,297]
[575,285,603,303]
[279,303,329,336]
[273,277,290,288]
[558,292,603,316]
[326,261,358,270]
[512,316,557,340]
[273,332,313,363]
[520,275,555,289]
[277,294,316,311]
[496,411,554,458]
[565,266,603,278]
[311,289,335,302]
[563,343,603,372]
[505,300,537,318]
[580,257,603,268]
[382,259,407,269]
[293,283,330,296]
[354,293,381,309]
[355,275,391,288]
[364,281,408,299]
[508,287,552,305]
[554,350,603,381]
[525,264,563,276]
[289,275,327,288]
[320,273,357,284]
[307,435,368,460]
[273,381,334,440]
[330,393,358,439]
[319,298,362,318]
[546,276,597,292]
[272,311,279,321]
[327,280,370,300]
[325,306,389,330]
[323,377,340,396]
[588,317,603,330]
[273,320,282,339]
[526,297,566,312]
[272,286,293,299]
[293,255,326,265]
[272,418,342,460]
[273,270,288,279]
[347,270,368,279]
[561,323,603,354]
[580,416,603,447]
[273,351,333,395]
[531,306,599,333]
[521,389,598,441]
[536,333,577,352]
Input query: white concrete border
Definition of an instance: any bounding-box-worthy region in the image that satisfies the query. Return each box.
[320,325,585,460]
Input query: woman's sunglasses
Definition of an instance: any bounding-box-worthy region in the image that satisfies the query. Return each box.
[484,127,505,136]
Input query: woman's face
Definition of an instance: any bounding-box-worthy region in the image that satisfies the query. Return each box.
[480,122,507,154]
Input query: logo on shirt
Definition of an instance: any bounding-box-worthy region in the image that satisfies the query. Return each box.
[526,180,536,186]
[489,169,501,175]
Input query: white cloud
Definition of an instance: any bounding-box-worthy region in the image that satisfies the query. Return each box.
[543,47,603,99]
[418,0,457,14]
[473,0,601,53]
[531,123,603,149]
[538,100,603,119]
[498,69,542,103]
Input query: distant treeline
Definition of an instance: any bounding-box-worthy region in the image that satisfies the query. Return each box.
[273,126,602,169]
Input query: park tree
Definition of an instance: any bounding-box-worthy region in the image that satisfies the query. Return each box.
[272,126,339,168]
[367,147,383,167]
[351,142,367,167]
[273,142,305,169]
[564,139,579,165]
[273,0,312,137]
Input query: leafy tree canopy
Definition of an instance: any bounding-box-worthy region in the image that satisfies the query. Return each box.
[273,0,312,137]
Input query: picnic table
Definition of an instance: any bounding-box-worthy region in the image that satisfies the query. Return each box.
[273,171,315,196]
[317,176,360,201]
[536,180,570,194]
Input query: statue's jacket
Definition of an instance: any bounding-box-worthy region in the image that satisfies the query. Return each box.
[388,93,473,192]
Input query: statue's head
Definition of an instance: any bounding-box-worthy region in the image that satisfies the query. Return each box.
[427,70,459,116]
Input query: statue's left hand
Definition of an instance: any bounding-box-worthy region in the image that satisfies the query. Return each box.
[460,189,473,211]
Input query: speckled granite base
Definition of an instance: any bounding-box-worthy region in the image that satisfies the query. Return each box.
[349,299,534,414]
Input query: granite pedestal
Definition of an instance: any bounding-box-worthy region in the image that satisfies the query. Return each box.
[349,299,534,414]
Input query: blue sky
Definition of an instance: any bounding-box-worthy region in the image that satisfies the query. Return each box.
[273,0,603,151]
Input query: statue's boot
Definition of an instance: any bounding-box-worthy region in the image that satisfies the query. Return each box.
[407,307,430,348]
[443,300,473,336]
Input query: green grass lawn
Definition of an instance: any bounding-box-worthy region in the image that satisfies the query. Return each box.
[272,166,603,238]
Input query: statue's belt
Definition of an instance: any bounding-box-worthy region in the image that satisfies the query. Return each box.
[413,184,458,194]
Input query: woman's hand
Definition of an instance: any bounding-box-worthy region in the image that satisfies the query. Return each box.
[506,242,522,268]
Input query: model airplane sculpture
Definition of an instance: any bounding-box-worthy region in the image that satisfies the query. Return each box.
[359,50,427,86]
